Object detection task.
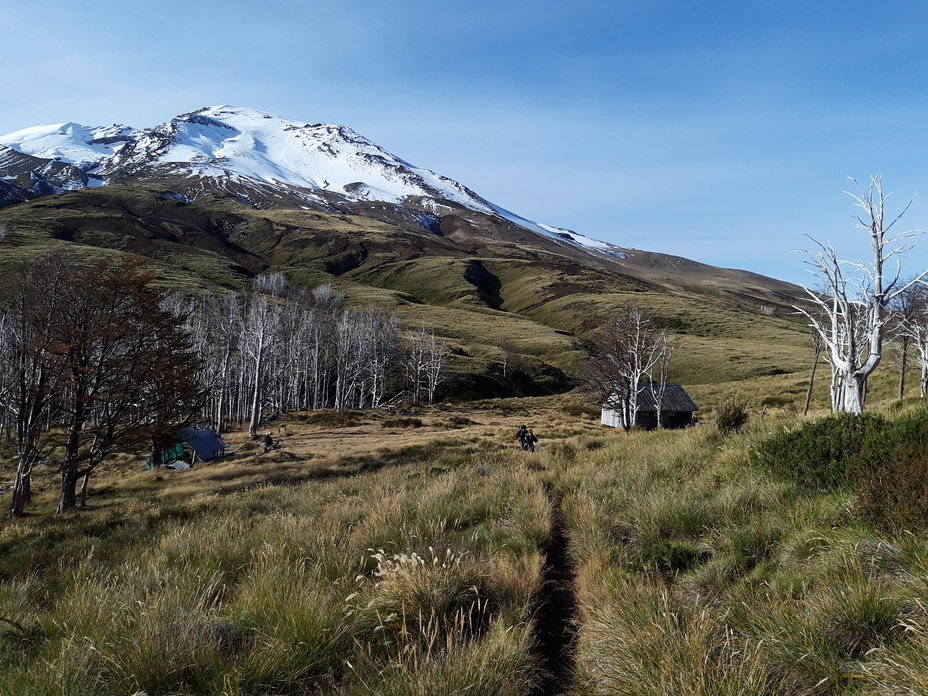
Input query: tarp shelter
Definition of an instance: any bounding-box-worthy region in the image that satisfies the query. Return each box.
[601,383,698,430]
[179,423,227,461]
[145,442,185,470]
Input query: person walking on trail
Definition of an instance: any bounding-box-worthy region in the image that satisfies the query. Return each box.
[515,424,538,452]
[525,428,538,453]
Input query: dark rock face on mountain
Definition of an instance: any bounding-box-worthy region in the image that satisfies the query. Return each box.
[0,145,90,197]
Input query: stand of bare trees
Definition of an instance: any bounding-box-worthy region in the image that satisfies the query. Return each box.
[177,276,442,434]
[796,176,928,414]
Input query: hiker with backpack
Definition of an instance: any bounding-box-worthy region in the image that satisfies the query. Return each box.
[515,424,539,452]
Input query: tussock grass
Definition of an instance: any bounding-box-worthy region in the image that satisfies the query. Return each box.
[554,408,928,695]
[6,399,928,693]
[0,428,551,695]
[574,582,795,695]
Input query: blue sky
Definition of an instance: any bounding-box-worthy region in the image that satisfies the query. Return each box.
[3,0,928,285]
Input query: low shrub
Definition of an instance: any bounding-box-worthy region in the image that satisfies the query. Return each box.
[856,440,928,532]
[712,395,749,434]
[561,402,600,419]
[440,415,476,429]
[750,412,886,489]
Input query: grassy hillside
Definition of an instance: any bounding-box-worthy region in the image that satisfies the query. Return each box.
[0,183,827,405]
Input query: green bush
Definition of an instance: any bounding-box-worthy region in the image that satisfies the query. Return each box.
[750,412,887,489]
[752,409,928,530]
[712,395,750,434]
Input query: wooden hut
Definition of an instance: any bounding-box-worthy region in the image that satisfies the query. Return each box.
[601,383,698,430]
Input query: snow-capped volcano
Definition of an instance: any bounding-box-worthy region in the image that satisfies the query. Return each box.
[97,106,500,211]
[0,106,621,254]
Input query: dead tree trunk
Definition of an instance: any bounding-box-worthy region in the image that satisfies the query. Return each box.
[803,333,822,415]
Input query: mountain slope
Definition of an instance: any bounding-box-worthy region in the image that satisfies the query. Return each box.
[0,106,815,401]
[0,106,620,252]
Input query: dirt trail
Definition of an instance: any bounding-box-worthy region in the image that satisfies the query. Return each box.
[532,483,579,696]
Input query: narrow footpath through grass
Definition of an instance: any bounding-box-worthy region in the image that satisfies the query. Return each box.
[531,482,579,696]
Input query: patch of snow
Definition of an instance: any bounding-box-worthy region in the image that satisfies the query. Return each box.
[0,122,136,171]
[536,222,628,257]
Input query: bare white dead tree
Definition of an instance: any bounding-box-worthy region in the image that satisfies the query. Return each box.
[893,283,928,397]
[405,325,430,405]
[886,280,927,399]
[242,274,287,437]
[914,325,928,397]
[581,303,668,431]
[363,308,400,407]
[425,331,449,405]
[332,310,366,411]
[795,176,928,414]
[404,325,449,405]
[652,335,673,428]
[802,328,823,416]
[499,339,521,379]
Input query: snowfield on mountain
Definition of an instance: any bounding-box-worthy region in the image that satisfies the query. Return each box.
[0,105,617,254]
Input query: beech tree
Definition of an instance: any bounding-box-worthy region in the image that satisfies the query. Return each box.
[0,252,204,514]
[0,254,69,516]
[796,176,928,414]
[581,303,669,431]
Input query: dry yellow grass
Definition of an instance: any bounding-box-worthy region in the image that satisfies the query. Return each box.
[1,399,604,514]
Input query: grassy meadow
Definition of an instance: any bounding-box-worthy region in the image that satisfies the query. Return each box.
[3,390,928,695]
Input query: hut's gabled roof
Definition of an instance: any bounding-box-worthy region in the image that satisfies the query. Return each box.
[635,383,698,412]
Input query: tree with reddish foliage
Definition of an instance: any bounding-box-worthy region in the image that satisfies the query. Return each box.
[0,253,71,516]
[0,252,205,515]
